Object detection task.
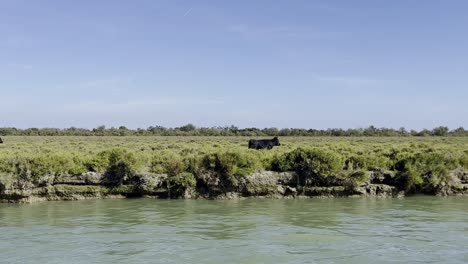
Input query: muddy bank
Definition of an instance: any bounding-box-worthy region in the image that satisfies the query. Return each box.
[1,170,468,203]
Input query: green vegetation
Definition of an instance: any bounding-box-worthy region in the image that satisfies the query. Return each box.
[345,170,370,188]
[1,125,468,137]
[0,136,467,199]
[272,148,343,186]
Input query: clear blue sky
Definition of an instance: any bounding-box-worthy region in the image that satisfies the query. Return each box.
[1,0,467,129]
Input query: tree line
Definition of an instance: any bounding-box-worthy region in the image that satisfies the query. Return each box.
[0,125,467,137]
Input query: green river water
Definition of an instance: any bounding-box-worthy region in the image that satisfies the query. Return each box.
[1,196,467,264]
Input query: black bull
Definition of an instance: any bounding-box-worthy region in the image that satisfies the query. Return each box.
[248,137,281,150]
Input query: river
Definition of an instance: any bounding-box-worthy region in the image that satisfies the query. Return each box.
[1,196,467,264]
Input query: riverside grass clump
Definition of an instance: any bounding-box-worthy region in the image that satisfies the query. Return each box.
[271,148,343,186]
[0,136,467,195]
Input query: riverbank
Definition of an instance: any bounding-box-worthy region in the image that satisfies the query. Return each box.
[1,137,467,203]
[2,170,467,203]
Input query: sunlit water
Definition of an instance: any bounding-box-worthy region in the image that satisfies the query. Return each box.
[1,196,467,264]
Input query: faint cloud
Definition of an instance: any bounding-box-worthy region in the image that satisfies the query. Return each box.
[59,13,124,35]
[265,26,291,33]
[81,77,134,88]
[55,76,135,91]
[62,97,225,113]
[0,35,33,47]
[6,62,33,69]
[93,22,122,34]
[228,24,348,39]
[228,24,249,33]
[310,73,381,86]
[305,2,358,13]
[284,50,304,58]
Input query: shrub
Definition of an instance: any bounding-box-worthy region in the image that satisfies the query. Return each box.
[1,153,86,186]
[182,152,203,175]
[273,148,343,186]
[460,152,468,170]
[99,149,137,186]
[344,154,390,171]
[68,155,88,175]
[345,170,369,187]
[271,148,306,172]
[195,150,261,189]
[395,166,423,192]
[168,172,196,197]
[0,174,14,191]
[214,150,260,177]
[82,156,107,173]
[424,164,450,189]
[150,150,185,176]
[0,136,467,194]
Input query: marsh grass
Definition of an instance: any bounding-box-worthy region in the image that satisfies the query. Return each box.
[0,136,467,193]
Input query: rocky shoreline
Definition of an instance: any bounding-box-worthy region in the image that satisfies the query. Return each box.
[1,170,467,203]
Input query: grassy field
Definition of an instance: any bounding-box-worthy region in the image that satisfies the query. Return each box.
[1,136,467,194]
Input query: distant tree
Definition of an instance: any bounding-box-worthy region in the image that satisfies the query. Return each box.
[24,128,39,136]
[93,125,106,136]
[363,126,377,136]
[398,127,408,136]
[289,129,307,136]
[347,129,363,137]
[451,127,467,136]
[418,129,432,137]
[117,126,129,136]
[279,128,291,136]
[0,125,465,137]
[431,126,449,136]
[147,126,166,135]
[228,125,239,135]
[179,123,196,132]
[263,127,279,136]
[330,128,346,137]
[0,127,18,136]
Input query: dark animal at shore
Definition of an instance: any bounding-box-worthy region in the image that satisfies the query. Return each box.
[248,137,281,150]
[0,137,3,144]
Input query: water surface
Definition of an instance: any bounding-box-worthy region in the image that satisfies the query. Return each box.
[1,196,467,264]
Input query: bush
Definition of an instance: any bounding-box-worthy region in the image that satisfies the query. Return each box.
[395,166,423,192]
[150,150,185,176]
[460,152,468,170]
[195,150,262,189]
[82,155,108,173]
[0,174,14,191]
[0,136,467,194]
[0,153,87,186]
[272,148,343,186]
[345,170,369,187]
[424,164,450,189]
[168,172,196,197]
[214,150,260,177]
[344,154,390,171]
[99,149,137,186]
[271,149,305,172]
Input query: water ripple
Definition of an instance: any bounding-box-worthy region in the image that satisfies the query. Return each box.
[1,197,468,264]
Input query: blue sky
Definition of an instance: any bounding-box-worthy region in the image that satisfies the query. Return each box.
[1,0,467,129]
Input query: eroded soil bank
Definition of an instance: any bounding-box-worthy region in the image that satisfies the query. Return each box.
[2,170,467,203]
